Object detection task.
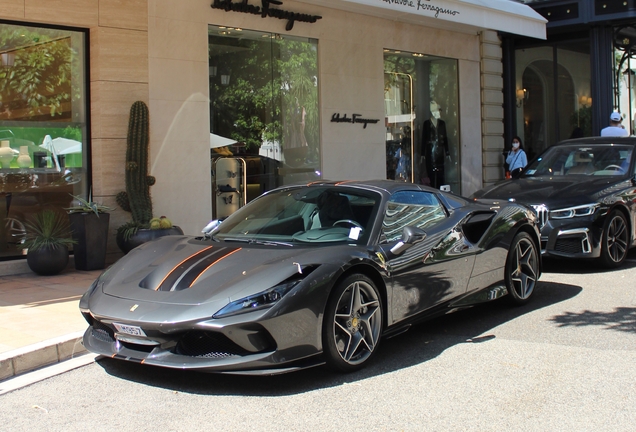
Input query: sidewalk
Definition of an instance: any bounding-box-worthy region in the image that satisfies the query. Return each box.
[0,259,102,381]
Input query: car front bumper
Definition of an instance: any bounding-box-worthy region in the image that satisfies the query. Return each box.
[80,293,326,375]
[538,218,603,259]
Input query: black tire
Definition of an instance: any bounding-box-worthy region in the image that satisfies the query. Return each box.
[600,210,629,269]
[506,232,539,305]
[322,273,383,373]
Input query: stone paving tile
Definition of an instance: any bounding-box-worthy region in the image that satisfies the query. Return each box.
[0,269,101,354]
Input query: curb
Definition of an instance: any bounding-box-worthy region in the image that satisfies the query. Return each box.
[0,331,87,381]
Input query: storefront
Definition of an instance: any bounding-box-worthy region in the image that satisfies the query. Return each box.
[0,1,545,261]
[151,0,545,229]
[502,0,636,179]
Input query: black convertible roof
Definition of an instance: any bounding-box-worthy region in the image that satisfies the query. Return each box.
[303,179,441,196]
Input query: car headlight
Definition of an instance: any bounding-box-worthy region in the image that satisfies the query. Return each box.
[213,279,301,318]
[550,203,599,219]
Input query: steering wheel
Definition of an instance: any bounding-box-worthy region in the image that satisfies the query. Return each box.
[603,164,625,173]
[333,219,363,229]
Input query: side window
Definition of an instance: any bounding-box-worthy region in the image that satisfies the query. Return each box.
[382,191,446,242]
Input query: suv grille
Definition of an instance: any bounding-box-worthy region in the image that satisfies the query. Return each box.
[532,204,549,229]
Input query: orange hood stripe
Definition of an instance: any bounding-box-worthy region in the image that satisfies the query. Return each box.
[189,248,242,287]
[154,246,242,292]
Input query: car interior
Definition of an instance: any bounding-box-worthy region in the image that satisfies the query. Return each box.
[213,188,379,244]
[527,145,633,177]
[567,152,595,175]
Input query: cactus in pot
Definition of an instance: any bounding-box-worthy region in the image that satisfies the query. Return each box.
[115,101,182,253]
[116,100,154,226]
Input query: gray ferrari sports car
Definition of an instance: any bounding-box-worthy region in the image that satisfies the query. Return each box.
[80,180,541,375]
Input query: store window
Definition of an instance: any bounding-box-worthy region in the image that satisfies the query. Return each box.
[515,39,591,159]
[0,22,88,259]
[384,51,460,193]
[208,26,320,219]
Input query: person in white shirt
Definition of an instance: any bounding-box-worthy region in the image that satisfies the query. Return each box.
[600,112,629,137]
[506,136,527,179]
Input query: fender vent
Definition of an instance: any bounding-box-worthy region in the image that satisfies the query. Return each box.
[463,212,495,244]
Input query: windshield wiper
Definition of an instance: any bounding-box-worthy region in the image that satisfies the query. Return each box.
[221,238,293,247]
[251,240,294,247]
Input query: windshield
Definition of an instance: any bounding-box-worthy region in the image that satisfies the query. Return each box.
[210,186,381,245]
[524,144,633,177]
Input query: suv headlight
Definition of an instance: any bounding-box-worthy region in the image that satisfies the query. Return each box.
[550,203,599,219]
[213,279,301,318]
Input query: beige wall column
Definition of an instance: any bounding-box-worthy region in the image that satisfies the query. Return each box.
[480,30,505,189]
[318,9,386,182]
[147,1,212,236]
[91,1,150,256]
[459,59,482,197]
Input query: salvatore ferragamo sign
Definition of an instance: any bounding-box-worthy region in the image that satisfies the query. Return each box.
[349,0,460,19]
[331,113,380,129]
[382,0,460,18]
[211,0,322,31]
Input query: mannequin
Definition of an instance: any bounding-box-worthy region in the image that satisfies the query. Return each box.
[394,125,411,181]
[422,101,449,188]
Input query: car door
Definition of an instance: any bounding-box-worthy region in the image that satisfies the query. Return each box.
[382,190,476,324]
[624,148,636,246]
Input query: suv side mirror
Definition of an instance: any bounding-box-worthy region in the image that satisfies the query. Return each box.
[390,226,427,256]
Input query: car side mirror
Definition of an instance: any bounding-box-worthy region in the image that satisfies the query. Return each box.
[202,219,221,237]
[390,226,427,256]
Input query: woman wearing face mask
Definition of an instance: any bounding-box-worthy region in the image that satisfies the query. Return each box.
[506,136,527,179]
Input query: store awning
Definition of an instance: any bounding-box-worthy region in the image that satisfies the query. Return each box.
[210,133,237,149]
[298,0,546,39]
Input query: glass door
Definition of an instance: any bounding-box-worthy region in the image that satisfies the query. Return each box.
[208,26,321,219]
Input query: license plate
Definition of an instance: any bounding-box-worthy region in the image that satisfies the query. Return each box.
[113,323,147,337]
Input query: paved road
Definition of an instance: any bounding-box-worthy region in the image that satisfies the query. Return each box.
[1,256,635,431]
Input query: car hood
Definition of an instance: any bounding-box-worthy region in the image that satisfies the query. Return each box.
[472,176,631,207]
[99,236,342,306]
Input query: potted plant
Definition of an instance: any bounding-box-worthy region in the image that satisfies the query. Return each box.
[115,101,182,254]
[66,193,113,270]
[23,209,75,275]
[116,215,181,254]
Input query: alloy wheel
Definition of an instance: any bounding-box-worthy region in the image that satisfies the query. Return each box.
[331,279,381,366]
[508,234,539,303]
[606,214,628,263]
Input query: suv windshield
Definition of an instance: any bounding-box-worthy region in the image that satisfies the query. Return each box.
[524,144,633,177]
[209,186,381,245]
